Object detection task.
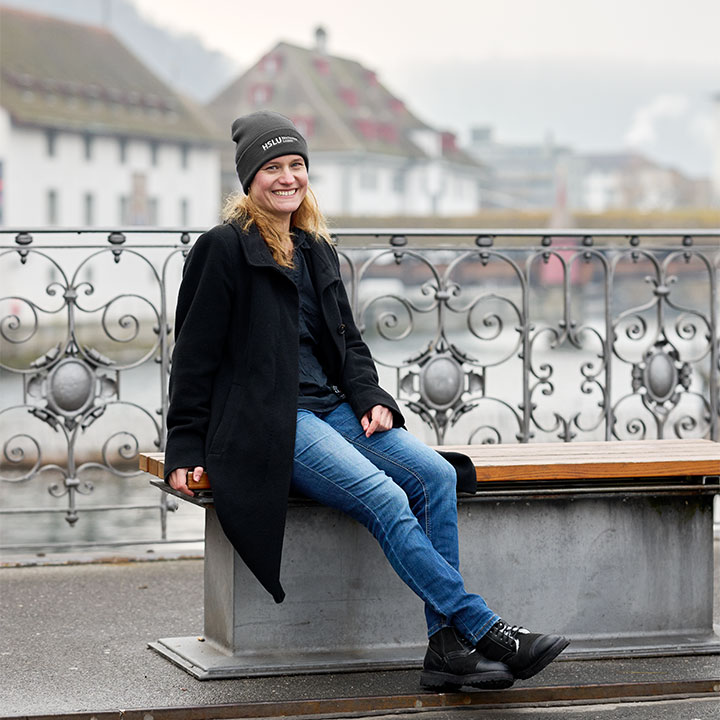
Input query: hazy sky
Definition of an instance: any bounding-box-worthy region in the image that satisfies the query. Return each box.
[5,0,718,174]
[132,0,720,72]
[129,0,720,176]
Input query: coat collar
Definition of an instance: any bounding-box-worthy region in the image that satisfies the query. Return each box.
[231,221,340,290]
[231,221,278,269]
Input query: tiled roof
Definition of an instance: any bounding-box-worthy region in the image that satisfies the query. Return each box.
[0,6,217,143]
[207,40,480,167]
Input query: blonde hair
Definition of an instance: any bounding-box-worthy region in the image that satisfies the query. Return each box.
[222,187,333,268]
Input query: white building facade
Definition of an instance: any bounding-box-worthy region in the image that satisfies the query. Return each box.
[0,111,219,228]
[0,8,221,230]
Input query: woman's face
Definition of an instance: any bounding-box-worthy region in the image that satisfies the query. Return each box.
[249,154,308,221]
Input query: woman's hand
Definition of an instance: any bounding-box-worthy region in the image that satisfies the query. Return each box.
[169,466,204,497]
[360,405,393,437]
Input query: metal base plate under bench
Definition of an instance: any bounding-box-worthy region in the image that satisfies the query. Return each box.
[142,440,720,680]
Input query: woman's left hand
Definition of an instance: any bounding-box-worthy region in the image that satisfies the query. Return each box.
[361,405,393,437]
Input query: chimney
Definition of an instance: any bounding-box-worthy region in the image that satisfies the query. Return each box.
[315,26,327,54]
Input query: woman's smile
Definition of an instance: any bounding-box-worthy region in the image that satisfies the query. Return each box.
[249,154,308,225]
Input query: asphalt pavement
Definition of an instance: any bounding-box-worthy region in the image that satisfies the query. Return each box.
[1,545,718,719]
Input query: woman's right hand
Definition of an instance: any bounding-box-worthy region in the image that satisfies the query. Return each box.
[169,466,204,497]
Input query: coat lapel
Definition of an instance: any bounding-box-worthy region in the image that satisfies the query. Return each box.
[230,222,280,270]
[305,238,341,293]
[231,222,339,291]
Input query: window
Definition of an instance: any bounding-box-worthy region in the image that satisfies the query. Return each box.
[180,198,189,226]
[250,84,273,106]
[149,141,159,167]
[293,116,315,138]
[129,172,148,224]
[47,189,58,224]
[261,54,283,74]
[378,123,398,143]
[84,193,94,226]
[46,130,57,157]
[180,144,189,170]
[118,137,127,164]
[313,57,329,75]
[359,169,377,190]
[119,196,129,225]
[355,119,377,141]
[148,197,158,225]
[338,87,357,107]
[393,171,405,194]
[83,134,93,161]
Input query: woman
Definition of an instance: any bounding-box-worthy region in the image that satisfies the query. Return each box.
[166,111,568,691]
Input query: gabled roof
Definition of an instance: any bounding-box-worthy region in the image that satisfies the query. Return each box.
[207,39,480,167]
[0,6,217,143]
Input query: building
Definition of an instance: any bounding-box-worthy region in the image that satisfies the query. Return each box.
[570,152,711,213]
[207,28,486,217]
[0,6,221,228]
[466,126,572,210]
[466,125,711,213]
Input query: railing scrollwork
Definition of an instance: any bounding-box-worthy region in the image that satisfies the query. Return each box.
[1,227,717,551]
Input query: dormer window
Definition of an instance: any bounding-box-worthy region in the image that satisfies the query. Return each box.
[314,57,330,75]
[441,131,458,153]
[250,84,273,106]
[339,87,357,107]
[378,123,398,143]
[292,116,315,139]
[355,119,377,141]
[260,54,283,75]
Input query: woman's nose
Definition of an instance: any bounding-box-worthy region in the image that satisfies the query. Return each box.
[279,167,294,183]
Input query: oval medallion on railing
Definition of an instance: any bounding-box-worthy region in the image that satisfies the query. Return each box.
[643,352,677,403]
[419,354,464,410]
[47,359,95,414]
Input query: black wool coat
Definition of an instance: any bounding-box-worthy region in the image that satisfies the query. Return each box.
[165,221,475,603]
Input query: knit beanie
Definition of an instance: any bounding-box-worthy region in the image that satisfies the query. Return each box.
[231,111,309,193]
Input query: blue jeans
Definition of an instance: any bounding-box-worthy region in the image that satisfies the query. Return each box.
[291,402,499,643]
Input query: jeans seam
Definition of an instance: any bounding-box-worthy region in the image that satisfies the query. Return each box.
[296,405,491,642]
[340,433,433,540]
[459,613,501,646]
[294,456,465,625]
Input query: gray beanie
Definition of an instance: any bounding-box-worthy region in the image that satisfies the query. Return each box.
[231,111,309,193]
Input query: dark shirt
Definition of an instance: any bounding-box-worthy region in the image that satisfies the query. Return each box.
[282,231,344,414]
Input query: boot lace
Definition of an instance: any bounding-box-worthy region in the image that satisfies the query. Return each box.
[492,621,524,650]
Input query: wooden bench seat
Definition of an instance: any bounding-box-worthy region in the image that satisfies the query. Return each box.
[140,439,719,680]
[140,438,719,495]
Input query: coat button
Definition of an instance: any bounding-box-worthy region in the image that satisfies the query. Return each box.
[337,323,346,335]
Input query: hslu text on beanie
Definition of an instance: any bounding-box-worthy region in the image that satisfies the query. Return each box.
[231,111,309,193]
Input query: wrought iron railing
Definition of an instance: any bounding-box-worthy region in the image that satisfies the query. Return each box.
[1,228,718,552]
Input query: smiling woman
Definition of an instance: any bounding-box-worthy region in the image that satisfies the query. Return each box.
[250,155,308,224]
[164,110,568,693]
[218,112,327,269]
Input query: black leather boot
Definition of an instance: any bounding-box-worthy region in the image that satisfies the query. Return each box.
[475,620,570,680]
[420,626,514,691]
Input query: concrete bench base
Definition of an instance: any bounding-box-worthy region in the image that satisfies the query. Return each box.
[150,489,720,680]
